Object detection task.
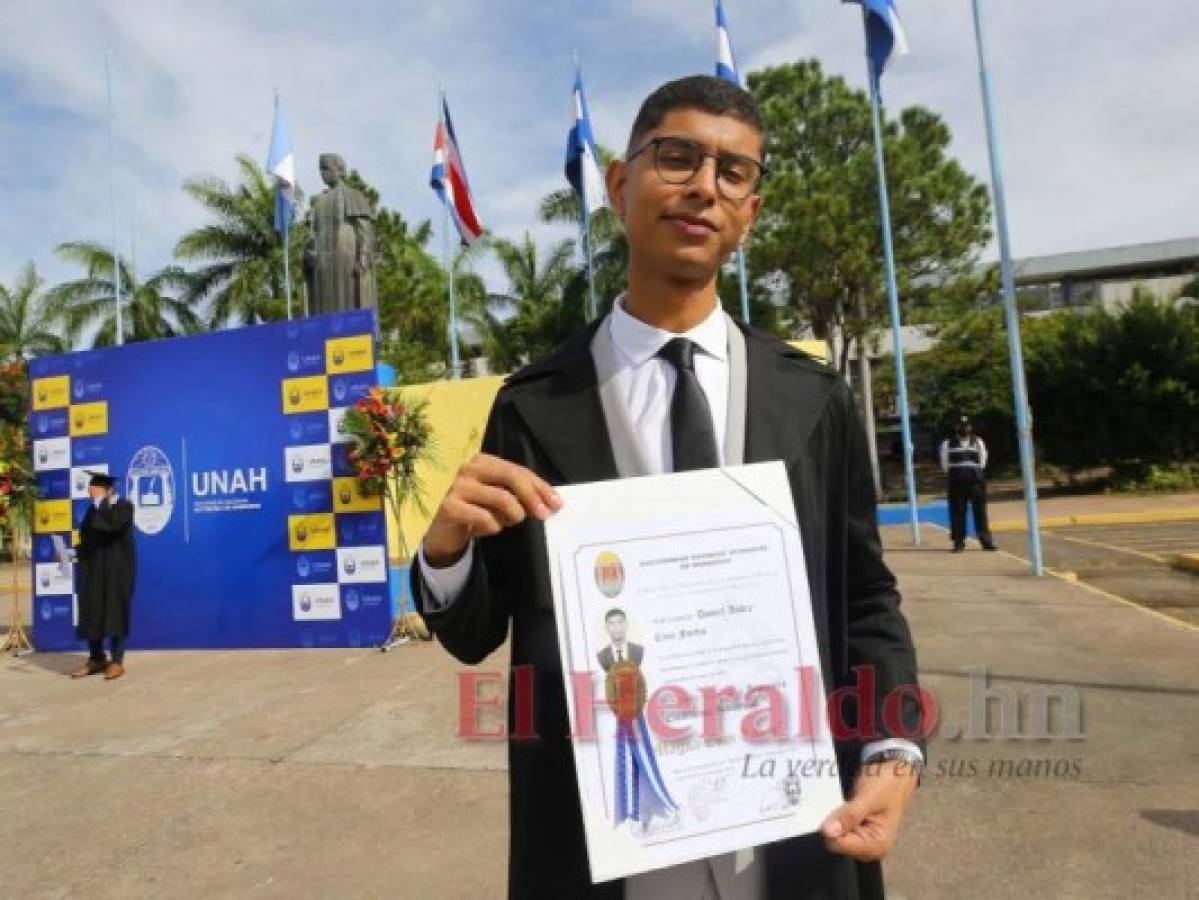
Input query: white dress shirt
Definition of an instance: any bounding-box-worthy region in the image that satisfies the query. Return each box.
[418,298,921,898]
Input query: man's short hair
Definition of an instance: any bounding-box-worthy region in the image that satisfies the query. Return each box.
[627,75,765,155]
[605,608,626,623]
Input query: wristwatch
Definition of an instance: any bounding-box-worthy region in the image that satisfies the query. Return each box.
[863,748,925,776]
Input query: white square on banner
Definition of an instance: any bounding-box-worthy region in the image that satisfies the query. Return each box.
[284,444,333,483]
[32,437,71,473]
[71,464,109,499]
[34,562,74,597]
[335,546,387,584]
[291,583,341,621]
[328,407,352,445]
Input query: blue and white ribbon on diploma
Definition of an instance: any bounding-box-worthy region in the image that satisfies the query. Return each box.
[614,714,678,826]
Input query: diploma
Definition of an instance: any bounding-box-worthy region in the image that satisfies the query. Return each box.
[544,462,844,883]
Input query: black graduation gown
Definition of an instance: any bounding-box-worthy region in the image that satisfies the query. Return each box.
[75,498,136,641]
[413,322,925,900]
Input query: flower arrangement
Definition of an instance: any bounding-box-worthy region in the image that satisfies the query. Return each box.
[0,360,37,536]
[341,387,435,562]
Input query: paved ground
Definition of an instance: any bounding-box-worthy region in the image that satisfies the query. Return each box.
[2,526,1197,899]
[986,520,1199,627]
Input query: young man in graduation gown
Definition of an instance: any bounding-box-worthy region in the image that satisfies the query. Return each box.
[412,76,927,899]
[70,472,136,681]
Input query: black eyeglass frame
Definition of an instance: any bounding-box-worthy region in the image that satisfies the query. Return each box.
[625,135,769,200]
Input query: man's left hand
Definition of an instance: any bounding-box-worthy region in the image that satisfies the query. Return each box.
[820,760,920,861]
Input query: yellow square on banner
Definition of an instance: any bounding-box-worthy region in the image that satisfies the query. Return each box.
[34,499,72,534]
[288,513,337,551]
[325,334,374,375]
[31,376,70,411]
[332,476,382,513]
[69,401,109,437]
[72,530,81,548]
[282,375,329,414]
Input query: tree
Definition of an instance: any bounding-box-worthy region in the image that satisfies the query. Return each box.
[341,170,490,383]
[488,232,578,369]
[1025,291,1199,474]
[50,242,200,348]
[746,60,992,372]
[175,153,303,328]
[0,263,68,359]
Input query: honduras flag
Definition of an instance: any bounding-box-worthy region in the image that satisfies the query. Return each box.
[266,95,296,237]
[565,66,605,215]
[844,0,910,80]
[715,0,740,85]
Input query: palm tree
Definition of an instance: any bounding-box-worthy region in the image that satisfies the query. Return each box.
[0,263,69,359]
[488,232,578,369]
[50,242,201,348]
[175,153,303,328]
[538,145,628,321]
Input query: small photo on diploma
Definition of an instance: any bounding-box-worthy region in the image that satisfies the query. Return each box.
[545,462,846,884]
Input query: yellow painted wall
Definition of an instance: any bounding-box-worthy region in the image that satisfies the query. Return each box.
[389,375,505,561]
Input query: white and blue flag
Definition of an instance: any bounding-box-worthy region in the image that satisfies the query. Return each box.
[266,95,296,237]
[715,0,740,85]
[844,0,910,81]
[565,66,605,215]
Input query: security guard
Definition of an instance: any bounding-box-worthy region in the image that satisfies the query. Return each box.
[939,415,997,552]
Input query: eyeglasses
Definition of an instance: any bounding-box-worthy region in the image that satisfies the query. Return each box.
[626,136,767,201]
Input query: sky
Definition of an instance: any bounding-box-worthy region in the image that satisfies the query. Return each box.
[2,0,1197,295]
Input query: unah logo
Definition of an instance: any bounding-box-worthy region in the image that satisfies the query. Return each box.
[296,555,311,578]
[36,416,48,435]
[287,351,301,373]
[292,487,309,510]
[288,387,302,407]
[338,486,352,505]
[127,445,176,535]
[291,456,305,475]
[40,572,50,590]
[74,472,88,494]
[345,590,360,612]
[36,387,47,404]
[73,412,85,430]
[299,593,313,613]
[333,350,345,366]
[332,381,348,403]
[289,420,304,441]
[295,524,309,543]
[73,379,85,400]
[40,601,53,622]
[343,557,357,576]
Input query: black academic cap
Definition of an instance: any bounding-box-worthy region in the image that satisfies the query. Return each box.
[85,470,116,488]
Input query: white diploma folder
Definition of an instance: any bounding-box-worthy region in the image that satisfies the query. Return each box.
[544,461,844,883]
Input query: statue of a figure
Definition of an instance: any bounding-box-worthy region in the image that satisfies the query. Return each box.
[303,153,377,314]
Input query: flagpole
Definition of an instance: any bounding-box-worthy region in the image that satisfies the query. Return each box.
[440,90,461,380]
[274,90,293,322]
[105,52,124,346]
[282,218,293,322]
[971,0,1043,575]
[580,198,598,322]
[865,51,921,545]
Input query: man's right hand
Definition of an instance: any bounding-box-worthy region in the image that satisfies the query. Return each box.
[422,453,563,568]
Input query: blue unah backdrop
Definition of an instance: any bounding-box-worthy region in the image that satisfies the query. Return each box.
[28,311,393,650]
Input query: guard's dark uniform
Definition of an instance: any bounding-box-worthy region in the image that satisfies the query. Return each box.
[940,425,996,551]
[76,494,137,661]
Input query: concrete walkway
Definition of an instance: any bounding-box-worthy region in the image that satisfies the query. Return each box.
[1,527,1196,899]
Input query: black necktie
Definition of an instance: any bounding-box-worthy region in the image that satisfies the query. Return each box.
[616,648,623,663]
[658,337,719,472]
